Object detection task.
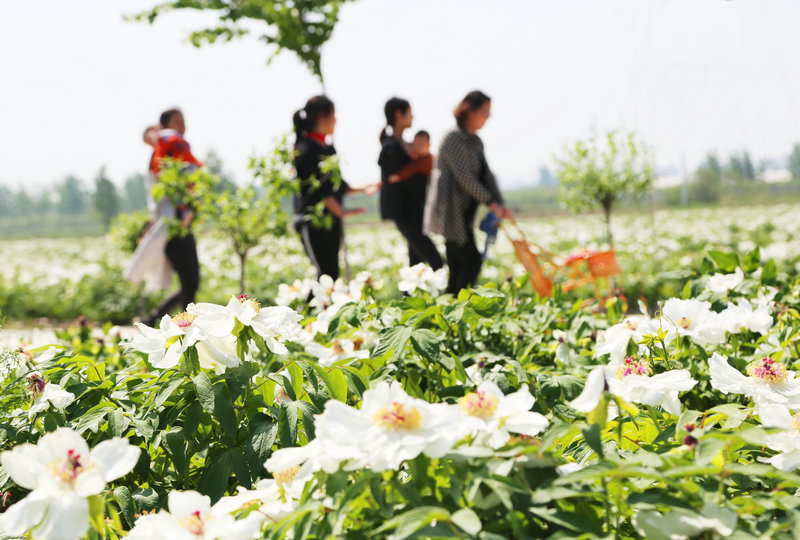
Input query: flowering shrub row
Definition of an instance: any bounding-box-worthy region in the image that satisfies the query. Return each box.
[2,247,800,538]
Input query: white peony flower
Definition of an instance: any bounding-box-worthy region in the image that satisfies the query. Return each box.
[25,372,75,418]
[719,298,773,335]
[127,490,264,540]
[456,381,548,448]
[594,316,659,363]
[570,358,697,416]
[313,381,464,471]
[0,428,140,540]
[758,405,800,471]
[659,298,726,346]
[708,353,800,409]
[275,278,313,306]
[131,312,241,373]
[397,263,448,295]
[225,295,303,354]
[705,267,744,295]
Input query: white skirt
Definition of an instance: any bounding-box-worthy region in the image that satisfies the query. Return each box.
[124,219,174,292]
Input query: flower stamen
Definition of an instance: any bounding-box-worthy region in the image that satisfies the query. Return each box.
[615,356,652,380]
[172,312,197,328]
[747,357,787,384]
[52,448,85,484]
[676,317,692,330]
[458,391,499,420]
[178,510,205,535]
[373,402,421,430]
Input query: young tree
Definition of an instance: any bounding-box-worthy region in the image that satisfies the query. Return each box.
[130,0,357,83]
[200,138,297,294]
[555,131,653,248]
[122,173,148,212]
[689,153,722,204]
[57,176,87,215]
[788,143,800,180]
[93,168,120,229]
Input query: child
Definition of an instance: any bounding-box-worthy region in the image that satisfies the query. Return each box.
[389,130,433,184]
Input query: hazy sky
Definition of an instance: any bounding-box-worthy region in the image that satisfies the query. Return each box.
[3,0,800,191]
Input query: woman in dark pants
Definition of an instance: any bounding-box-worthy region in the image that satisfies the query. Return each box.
[377,97,443,269]
[292,95,374,280]
[424,90,511,295]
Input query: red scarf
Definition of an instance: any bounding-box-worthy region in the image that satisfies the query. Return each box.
[308,131,328,144]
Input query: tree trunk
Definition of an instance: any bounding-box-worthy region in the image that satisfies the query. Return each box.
[603,200,614,249]
[238,251,247,295]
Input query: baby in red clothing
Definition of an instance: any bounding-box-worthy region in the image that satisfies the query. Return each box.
[389,130,432,184]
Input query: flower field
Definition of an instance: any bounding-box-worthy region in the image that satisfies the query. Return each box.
[3,204,800,538]
[3,204,800,324]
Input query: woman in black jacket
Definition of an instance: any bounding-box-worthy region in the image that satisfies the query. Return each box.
[293,95,374,280]
[377,97,443,270]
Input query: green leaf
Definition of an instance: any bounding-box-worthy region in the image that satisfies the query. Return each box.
[107,408,130,438]
[761,259,777,284]
[230,446,252,489]
[246,416,277,480]
[326,368,348,402]
[410,329,441,364]
[707,250,739,273]
[212,381,238,441]
[373,325,413,362]
[451,507,482,535]
[286,362,304,399]
[154,375,185,409]
[198,448,232,503]
[132,487,159,512]
[582,424,604,458]
[278,402,299,446]
[374,506,451,537]
[113,486,135,528]
[164,428,187,478]
[193,372,216,414]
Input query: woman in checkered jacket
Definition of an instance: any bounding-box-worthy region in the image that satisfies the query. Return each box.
[424,90,512,295]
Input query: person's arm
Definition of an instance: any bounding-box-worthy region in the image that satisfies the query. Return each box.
[389,155,433,184]
[441,136,495,204]
[324,196,365,218]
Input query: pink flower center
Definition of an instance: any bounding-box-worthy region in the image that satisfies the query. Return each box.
[179,510,205,535]
[373,402,421,430]
[172,312,197,328]
[747,357,787,384]
[25,374,46,399]
[458,391,499,420]
[615,356,652,380]
[53,449,85,484]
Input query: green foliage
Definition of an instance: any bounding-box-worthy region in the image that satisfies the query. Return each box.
[555,131,654,246]
[130,0,357,82]
[93,167,120,229]
[201,136,298,293]
[789,143,800,180]
[109,209,152,254]
[689,153,722,204]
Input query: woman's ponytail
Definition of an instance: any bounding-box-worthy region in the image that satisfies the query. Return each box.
[293,95,335,146]
[380,97,410,144]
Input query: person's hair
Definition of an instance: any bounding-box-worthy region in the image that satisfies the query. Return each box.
[380,97,411,143]
[454,90,491,129]
[159,108,182,129]
[293,95,335,145]
[414,130,430,142]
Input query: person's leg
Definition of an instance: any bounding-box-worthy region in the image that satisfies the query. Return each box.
[462,235,483,288]
[143,234,192,325]
[301,223,341,280]
[395,214,444,270]
[445,240,466,295]
[180,233,200,306]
